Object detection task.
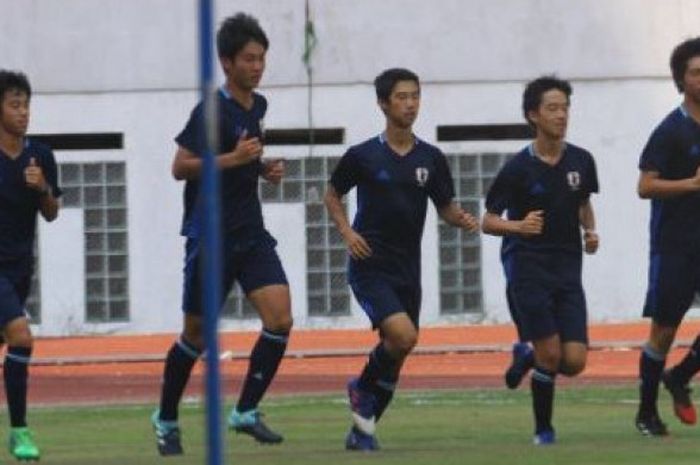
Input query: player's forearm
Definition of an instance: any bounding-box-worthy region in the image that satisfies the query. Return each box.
[637,176,700,199]
[578,201,595,232]
[324,187,352,236]
[481,212,523,237]
[171,151,247,181]
[38,193,59,222]
[438,203,465,227]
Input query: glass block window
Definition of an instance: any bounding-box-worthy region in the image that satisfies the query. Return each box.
[220,283,257,319]
[304,156,349,316]
[439,153,513,315]
[221,156,350,319]
[60,162,129,322]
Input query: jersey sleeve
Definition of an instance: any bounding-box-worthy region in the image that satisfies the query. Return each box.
[40,148,62,198]
[427,151,455,208]
[639,124,671,173]
[174,103,205,157]
[582,152,599,202]
[485,162,516,215]
[329,148,361,195]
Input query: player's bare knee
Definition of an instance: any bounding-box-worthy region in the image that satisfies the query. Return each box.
[266,314,293,333]
[649,327,676,354]
[559,359,586,377]
[6,333,32,349]
[280,315,294,333]
[388,332,417,358]
[3,320,33,348]
[260,305,293,331]
[181,327,204,351]
[535,350,561,372]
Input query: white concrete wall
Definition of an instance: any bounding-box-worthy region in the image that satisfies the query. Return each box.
[1,0,699,334]
[4,0,700,90]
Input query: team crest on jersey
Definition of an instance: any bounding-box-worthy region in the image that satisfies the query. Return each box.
[567,171,581,190]
[415,167,429,187]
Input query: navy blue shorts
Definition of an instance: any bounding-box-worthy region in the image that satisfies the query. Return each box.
[0,258,32,328]
[350,273,421,329]
[505,283,527,342]
[504,250,588,343]
[643,252,700,327]
[182,232,288,315]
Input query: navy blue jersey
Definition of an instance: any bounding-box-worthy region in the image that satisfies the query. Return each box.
[330,134,455,285]
[485,143,598,257]
[0,139,62,260]
[639,105,700,254]
[176,87,266,242]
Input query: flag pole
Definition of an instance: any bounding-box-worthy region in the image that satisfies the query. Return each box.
[303,0,317,158]
[198,1,223,465]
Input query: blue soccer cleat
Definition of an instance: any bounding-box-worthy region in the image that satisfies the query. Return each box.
[229,408,283,444]
[347,378,376,435]
[505,342,534,389]
[533,429,556,446]
[151,410,183,456]
[345,426,380,451]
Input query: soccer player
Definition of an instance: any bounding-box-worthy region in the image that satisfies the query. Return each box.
[325,68,479,451]
[151,13,291,455]
[0,70,62,460]
[482,76,599,445]
[635,37,700,437]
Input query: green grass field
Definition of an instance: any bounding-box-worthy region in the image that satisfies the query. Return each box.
[10,385,699,464]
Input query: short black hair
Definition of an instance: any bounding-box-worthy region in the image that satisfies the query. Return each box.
[217,13,269,59]
[374,68,420,102]
[522,75,572,126]
[0,70,31,102]
[670,37,700,93]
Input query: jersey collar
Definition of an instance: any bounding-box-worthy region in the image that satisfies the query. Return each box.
[219,85,232,100]
[378,132,420,146]
[528,142,567,158]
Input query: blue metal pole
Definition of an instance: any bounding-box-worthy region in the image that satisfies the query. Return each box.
[198,1,223,465]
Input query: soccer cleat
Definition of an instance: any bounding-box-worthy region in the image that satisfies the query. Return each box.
[347,378,377,435]
[662,370,697,425]
[533,429,556,446]
[9,427,40,461]
[345,426,380,451]
[635,412,669,437]
[151,410,184,456]
[229,408,283,444]
[505,342,534,389]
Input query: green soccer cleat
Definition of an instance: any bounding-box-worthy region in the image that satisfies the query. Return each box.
[9,427,40,461]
